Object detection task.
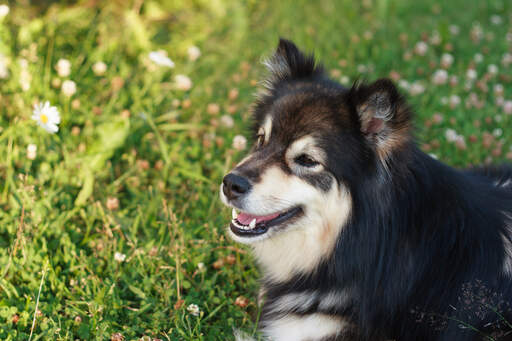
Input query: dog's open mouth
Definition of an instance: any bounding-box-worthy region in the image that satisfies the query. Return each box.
[230,207,303,237]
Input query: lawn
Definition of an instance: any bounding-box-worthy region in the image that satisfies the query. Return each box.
[0,0,511,340]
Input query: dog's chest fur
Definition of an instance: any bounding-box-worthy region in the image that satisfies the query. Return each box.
[259,287,356,341]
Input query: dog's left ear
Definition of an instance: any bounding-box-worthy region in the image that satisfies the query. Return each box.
[263,38,323,86]
[349,78,411,142]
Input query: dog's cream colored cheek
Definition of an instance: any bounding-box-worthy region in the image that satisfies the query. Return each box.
[247,166,320,214]
[252,171,352,283]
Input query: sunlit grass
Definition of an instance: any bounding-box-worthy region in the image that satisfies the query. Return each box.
[0,0,511,339]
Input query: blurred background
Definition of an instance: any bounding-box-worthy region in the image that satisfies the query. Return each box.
[0,0,511,339]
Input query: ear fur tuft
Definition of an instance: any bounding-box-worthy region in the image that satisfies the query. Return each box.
[262,38,324,88]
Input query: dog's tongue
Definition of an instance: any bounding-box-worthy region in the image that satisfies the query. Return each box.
[237,212,280,225]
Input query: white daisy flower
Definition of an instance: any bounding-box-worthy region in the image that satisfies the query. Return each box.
[61,80,77,97]
[32,101,60,134]
[148,50,175,68]
[55,58,71,77]
[187,303,200,316]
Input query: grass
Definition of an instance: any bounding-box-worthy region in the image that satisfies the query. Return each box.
[0,0,511,339]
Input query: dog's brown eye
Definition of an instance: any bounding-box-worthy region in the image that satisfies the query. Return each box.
[294,154,320,167]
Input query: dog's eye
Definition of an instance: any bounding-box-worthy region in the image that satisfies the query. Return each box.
[294,154,320,167]
[256,134,264,148]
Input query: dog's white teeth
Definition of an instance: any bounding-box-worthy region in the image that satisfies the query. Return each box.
[232,208,238,219]
[249,219,256,229]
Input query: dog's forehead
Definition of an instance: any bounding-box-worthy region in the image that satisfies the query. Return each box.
[258,91,347,141]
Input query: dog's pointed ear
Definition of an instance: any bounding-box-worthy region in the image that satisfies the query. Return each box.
[263,38,323,85]
[349,79,412,155]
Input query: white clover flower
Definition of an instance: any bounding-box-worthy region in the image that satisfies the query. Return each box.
[466,69,477,80]
[504,101,512,115]
[490,15,502,25]
[197,262,205,272]
[27,144,37,160]
[187,304,200,316]
[148,50,175,68]
[445,129,458,142]
[449,94,461,107]
[114,252,126,262]
[432,69,448,85]
[414,41,428,56]
[175,74,192,91]
[357,64,367,73]
[32,101,60,133]
[0,53,8,79]
[430,31,441,45]
[449,95,460,107]
[220,115,234,128]
[507,32,512,44]
[92,61,107,76]
[470,24,483,42]
[340,76,350,85]
[503,53,512,67]
[232,135,247,151]
[55,58,71,77]
[19,59,31,91]
[494,84,504,96]
[398,80,410,90]
[493,128,503,137]
[187,46,201,61]
[61,80,77,97]
[487,64,498,75]
[474,53,483,63]
[440,53,453,68]
[449,25,460,35]
[0,4,9,19]
[409,82,425,95]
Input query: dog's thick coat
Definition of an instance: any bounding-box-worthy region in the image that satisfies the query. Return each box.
[221,39,512,341]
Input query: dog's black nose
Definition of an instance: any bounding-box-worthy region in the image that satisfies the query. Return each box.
[222,173,251,200]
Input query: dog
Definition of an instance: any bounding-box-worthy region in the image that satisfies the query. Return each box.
[219,39,512,341]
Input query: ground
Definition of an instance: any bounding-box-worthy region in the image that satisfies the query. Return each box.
[0,0,511,340]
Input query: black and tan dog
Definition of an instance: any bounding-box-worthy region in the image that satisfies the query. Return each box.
[219,39,512,341]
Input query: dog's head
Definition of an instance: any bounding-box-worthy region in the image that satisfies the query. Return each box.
[220,39,412,280]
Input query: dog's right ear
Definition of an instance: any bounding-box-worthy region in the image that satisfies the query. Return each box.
[263,38,323,87]
[348,79,412,161]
